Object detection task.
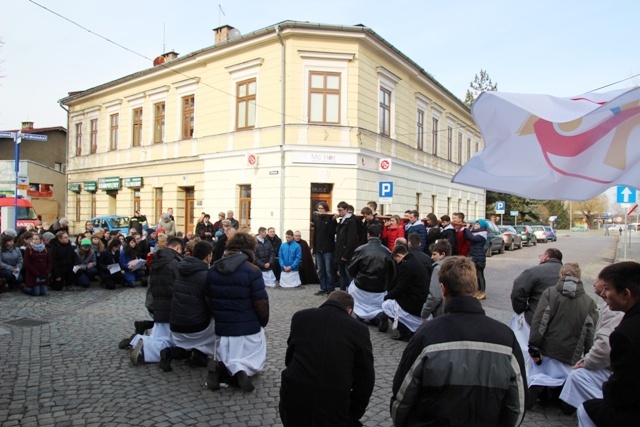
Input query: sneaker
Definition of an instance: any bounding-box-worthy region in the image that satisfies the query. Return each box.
[206,359,221,391]
[118,334,135,349]
[378,313,389,333]
[130,340,144,366]
[236,370,255,392]
[159,348,173,372]
[314,290,328,296]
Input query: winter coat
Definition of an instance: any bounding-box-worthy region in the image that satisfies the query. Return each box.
[348,237,395,293]
[425,226,441,251]
[195,221,215,242]
[335,214,358,262]
[157,219,176,236]
[440,224,457,255]
[421,258,444,319]
[405,221,427,250]
[279,241,302,271]
[385,253,429,317]
[49,238,75,280]
[359,217,380,246]
[409,247,433,279]
[280,300,375,427]
[0,246,23,273]
[511,258,563,325]
[98,248,122,280]
[582,304,623,370]
[74,248,97,269]
[170,256,212,334]
[254,236,275,271]
[456,226,471,256]
[463,227,487,264]
[120,247,143,282]
[529,276,598,365]
[148,248,183,323]
[297,238,319,285]
[584,302,640,426]
[312,214,336,253]
[392,296,526,427]
[23,245,51,288]
[267,234,282,258]
[382,224,405,251]
[206,252,269,337]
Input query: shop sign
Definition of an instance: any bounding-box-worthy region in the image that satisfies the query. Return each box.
[69,184,81,192]
[84,181,97,192]
[98,177,121,190]
[124,177,143,188]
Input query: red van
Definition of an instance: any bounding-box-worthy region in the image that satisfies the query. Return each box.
[0,195,39,230]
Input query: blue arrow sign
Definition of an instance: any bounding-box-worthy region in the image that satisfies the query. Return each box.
[617,186,637,203]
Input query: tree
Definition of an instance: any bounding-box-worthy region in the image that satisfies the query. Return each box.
[464,69,498,107]
[542,200,570,229]
[574,194,609,229]
[485,191,542,224]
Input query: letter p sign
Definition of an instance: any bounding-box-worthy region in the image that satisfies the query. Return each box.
[379,181,393,198]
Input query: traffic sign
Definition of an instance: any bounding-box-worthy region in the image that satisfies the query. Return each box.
[510,210,518,216]
[628,204,638,215]
[379,181,393,204]
[617,186,636,203]
[378,158,392,171]
[495,201,505,214]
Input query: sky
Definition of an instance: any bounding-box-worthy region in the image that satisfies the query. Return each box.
[1,0,638,131]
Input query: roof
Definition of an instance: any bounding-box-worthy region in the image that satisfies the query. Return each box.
[1,126,67,134]
[59,20,468,111]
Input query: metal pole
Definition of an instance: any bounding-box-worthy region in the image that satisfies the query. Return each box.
[14,132,19,230]
[624,213,628,259]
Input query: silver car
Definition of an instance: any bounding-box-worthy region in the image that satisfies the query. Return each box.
[530,225,548,243]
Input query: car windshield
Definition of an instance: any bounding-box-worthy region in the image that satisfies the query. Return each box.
[107,217,130,228]
[17,207,38,220]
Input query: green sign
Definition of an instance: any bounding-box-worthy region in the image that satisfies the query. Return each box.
[84,181,97,192]
[98,177,121,190]
[124,177,143,188]
[69,184,81,192]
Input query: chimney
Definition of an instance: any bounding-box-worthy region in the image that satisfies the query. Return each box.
[213,25,235,44]
[22,121,34,131]
[162,51,179,61]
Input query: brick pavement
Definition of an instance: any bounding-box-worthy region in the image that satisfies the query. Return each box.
[0,232,633,426]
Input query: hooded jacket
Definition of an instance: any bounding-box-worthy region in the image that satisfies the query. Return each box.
[511,258,563,325]
[206,252,269,337]
[529,275,599,365]
[170,256,212,333]
[148,247,183,323]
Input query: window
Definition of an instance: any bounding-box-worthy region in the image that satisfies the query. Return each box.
[132,107,142,147]
[466,137,471,161]
[457,132,463,164]
[110,113,119,151]
[447,126,453,161]
[181,95,195,139]
[431,195,437,215]
[75,192,81,222]
[75,122,82,156]
[90,192,96,218]
[475,140,480,153]
[239,185,251,230]
[432,117,439,156]
[379,87,391,136]
[416,109,424,151]
[236,79,257,129]
[309,72,340,124]
[133,190,141,212]
[154,188,163,222]
[90,119,98,154]
[154,102,165,144]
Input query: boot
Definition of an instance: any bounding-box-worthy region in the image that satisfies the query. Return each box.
[206,359,221,391]
[378,313,389,333]
[118,334,135,349]
[159,347,173,372]
[236,370,255,392]
[134,320,154,335]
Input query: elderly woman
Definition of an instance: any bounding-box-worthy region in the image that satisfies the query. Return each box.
[1,234,24,288]
[205,232,269,392]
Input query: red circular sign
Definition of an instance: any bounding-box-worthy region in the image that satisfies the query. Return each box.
[380,160,390,170]
[247,154,257,165]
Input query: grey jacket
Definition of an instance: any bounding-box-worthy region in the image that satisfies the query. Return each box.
[529,276,599,365]
[421,258,444,319]
[511,258,562,325]
[582,304,623,370]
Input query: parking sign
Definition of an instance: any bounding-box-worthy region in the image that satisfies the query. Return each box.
[379,181,393,204]
[495,201,505,214]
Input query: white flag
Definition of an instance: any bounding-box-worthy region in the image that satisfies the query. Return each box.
[452,87,640,201]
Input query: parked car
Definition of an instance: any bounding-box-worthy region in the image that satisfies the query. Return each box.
[513,225,537,246]
[91,215,131,236]
[544,226,557,242]
[530,225,548,243]
[570,225,588,232]
[498,225,523,250]
[468,219,505,257]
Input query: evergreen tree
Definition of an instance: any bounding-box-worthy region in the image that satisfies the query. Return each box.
[464,69,498,107]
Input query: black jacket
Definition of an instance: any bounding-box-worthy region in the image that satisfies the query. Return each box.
[312,214,336,253]
[148,248,183,323]
[254,237,275,271]
[170,256,212,334]
[511,258,563,325]
[336,214,358,262]
[280,300,375,427]
[195,221,215,242]
[391,296,526,427]
[385,253,429,317]
[49,238,76,280]
[584,302,640,426]
[348,237,395,293]
[409,247,433,280]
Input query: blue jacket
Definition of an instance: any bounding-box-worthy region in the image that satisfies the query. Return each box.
[279,241,302,271]
[405,221,427,250]
[206,252,269,337]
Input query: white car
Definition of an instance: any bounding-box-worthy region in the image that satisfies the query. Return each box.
[530,225,548,243]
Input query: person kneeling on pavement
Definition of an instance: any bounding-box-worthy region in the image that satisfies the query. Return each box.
[159,241,216,372]
[347,224,396,327]
[379,244,429,341]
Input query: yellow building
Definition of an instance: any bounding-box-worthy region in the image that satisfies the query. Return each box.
[61,21,485,236]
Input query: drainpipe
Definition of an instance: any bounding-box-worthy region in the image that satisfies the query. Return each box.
[59,101,70,221]
[276,25,285,235]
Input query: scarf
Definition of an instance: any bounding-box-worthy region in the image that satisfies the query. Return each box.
[30,242,46,252]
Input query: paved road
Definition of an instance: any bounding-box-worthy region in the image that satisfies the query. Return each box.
[0,232,624,426]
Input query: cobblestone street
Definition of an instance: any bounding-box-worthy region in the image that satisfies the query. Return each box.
[0,232,625,426]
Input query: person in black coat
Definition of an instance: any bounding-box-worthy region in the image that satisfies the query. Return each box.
[195,214,215,242]
[279,291,375,427]
[49,231,76,290]
[380,245,429,341]
[266,227,282,283]
[312,202,337,295]
[98,239,125,290]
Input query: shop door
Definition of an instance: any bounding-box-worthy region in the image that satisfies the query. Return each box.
[184,188,195,233]
[310,183,333,249]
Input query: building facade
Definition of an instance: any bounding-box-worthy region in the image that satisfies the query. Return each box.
[61,21,485,236]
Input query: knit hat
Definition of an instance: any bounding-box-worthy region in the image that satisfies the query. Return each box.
[2,228,17,238]
[125,235,136,244]
[162,213,170,220]
[81,238,92,246]
[475,219,489,231]
[156,227,166,235]
[42,232,55,243]
[146,228,155,235]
